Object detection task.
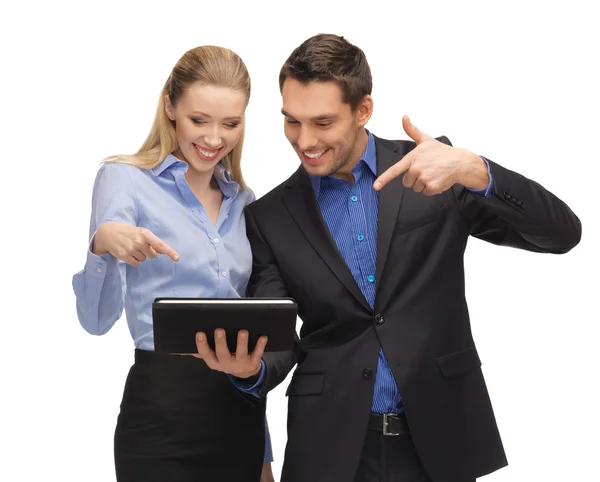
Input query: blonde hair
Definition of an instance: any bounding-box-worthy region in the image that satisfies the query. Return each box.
[105,45,251,188]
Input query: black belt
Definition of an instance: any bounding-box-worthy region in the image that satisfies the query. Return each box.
[368,413,409,436]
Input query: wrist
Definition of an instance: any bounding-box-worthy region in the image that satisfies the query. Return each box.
[239,363,262,382]
[91,225,109,256]
[248,363,262,379]
[459,150,489,190]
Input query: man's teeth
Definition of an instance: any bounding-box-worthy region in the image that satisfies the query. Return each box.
[305,151,325,159]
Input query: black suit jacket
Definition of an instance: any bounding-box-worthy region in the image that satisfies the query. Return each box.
[244,135,581,482]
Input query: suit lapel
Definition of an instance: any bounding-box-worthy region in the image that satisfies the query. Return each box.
[283,168,371,312]
[375,137,411,297]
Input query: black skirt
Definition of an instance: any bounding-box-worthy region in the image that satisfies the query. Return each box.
[114,349,266,482]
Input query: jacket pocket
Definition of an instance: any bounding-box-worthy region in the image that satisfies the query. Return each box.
[285,372,325,396]
[436,346,481,378]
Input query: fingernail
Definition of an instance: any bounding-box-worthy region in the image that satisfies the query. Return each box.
[216,330,224,339]
[373,181,381,190]
[197,333,204,342]
[174,254,180,261]
[240,332,247,340]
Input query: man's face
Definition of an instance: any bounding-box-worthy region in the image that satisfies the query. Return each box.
[281,78,370,178]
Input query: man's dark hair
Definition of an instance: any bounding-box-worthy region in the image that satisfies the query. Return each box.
[279,34,372,111]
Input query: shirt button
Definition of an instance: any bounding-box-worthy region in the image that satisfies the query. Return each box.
[351,195,358,202]
[221,271,228,277]
[375,314,385,325]
[362,368,373,379]
[214,238,220,243]
[96,268,102,273]
[367,275,375,283]
[357,234,365,241]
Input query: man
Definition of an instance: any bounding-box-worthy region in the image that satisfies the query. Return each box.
[195,34,581,482]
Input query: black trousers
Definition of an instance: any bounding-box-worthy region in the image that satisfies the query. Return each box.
[114,349,265,482]
[354,428,476,482]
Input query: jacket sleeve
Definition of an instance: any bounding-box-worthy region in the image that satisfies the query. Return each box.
[451,158,581,253]
[245,204,300,397]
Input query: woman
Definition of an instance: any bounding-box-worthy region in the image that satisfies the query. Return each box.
[72,45,274,482]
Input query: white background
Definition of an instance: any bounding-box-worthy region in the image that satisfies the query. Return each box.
[1,0,598,481]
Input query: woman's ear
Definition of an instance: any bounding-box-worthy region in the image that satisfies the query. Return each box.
[165,95,176,121]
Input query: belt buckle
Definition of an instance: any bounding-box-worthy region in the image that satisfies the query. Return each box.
[382,413,400,436]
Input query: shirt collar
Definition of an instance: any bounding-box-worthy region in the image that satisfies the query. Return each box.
[213,163,239,198]
[309,129,377,198]
[151,153,185,176]
[152,153,239,198]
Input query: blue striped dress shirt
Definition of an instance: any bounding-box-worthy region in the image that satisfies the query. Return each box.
[308,131,402,413]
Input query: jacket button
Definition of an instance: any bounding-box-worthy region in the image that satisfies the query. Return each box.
[375,314,385,325]
[363,369,373,379]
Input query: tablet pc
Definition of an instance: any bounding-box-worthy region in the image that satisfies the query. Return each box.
[152,297,298,354]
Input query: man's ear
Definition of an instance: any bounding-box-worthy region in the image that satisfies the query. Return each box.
[356,94,373,128]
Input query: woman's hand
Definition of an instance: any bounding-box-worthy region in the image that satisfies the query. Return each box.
[93,221,179,267]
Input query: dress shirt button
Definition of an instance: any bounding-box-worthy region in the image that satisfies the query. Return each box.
[351,195,358,202]
[225,215,229,219]
[221,271,228,277]
[363,368,373,379]
[96,268,102,273]
[214,238,220,243]
[374,314,385,325]
[357,234,365,241]
[367,275,375,283]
